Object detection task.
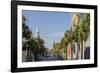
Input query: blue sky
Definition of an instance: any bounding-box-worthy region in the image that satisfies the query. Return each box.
[22,10,72,49]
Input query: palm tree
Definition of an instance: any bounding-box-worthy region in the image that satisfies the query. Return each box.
[71,25,79,59]
[60,37,68,60]
[63,30,72,60]
[78,14,90,59]
[82,14,90,59]
[78,24,83,59]
[83,14,90,41]
[78,17,86,59]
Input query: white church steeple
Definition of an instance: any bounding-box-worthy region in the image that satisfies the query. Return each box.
[35,24,40,38]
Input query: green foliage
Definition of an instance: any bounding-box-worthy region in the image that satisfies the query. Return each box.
[50,13,90,60]
[22,16,48,61]
[22,13,90,61]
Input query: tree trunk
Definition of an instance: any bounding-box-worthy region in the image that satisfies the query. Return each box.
[76,42,78,59]
[66,47,67,60]
[26,48,28,61]
[81,41,83,59]
[34,49,38,61]
[71,43,73,60]
[79,42,81,59]
[83,40,86,59]
[77,42,79,59]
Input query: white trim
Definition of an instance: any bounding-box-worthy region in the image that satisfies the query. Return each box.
[17,5,94,68]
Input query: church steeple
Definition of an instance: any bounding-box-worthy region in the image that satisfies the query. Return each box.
[35,24,40,38]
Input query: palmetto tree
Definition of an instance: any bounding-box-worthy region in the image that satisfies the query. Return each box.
[64,30,72,60]
[82,14,90,59]
[83,14,90,41]
[78,14,90,59]
[78,23,84,59]
[51,30,70,60]
[60,37,69,60]
[71,25,79,59]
